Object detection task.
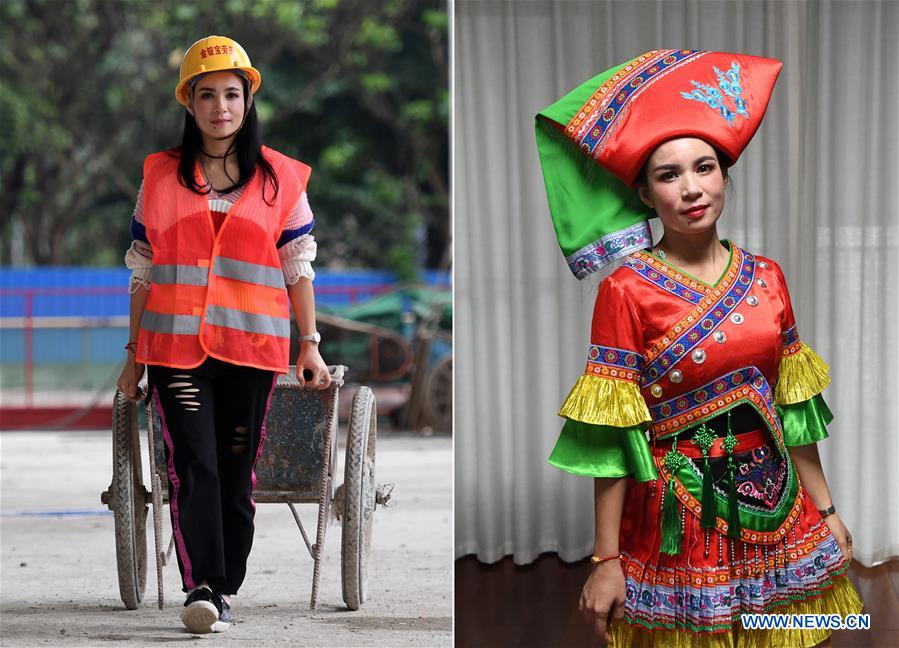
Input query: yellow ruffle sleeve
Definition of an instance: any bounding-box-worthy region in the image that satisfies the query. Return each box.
[558,373,652,427]
[774,342,831,406]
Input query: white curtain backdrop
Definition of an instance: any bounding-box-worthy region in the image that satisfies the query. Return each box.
[454,0,899,567]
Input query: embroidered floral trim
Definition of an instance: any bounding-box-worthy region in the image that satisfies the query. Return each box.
[651,367,773,427]
[565,50,664,137]
[624,254,706,304]
[649,367,781,442]
[586,363,641,382]
[642,247,754,382]
[566,221,653,278]
[620,530,849,631]
[586,345,644,383]
[588,344,644,369]
[781,324,801,356]
[567,49,705,159]
[625,519,839,589]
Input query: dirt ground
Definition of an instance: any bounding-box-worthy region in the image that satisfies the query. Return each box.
[0,430,452,647]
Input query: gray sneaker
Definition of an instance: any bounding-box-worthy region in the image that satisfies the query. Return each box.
[212,600,232,632]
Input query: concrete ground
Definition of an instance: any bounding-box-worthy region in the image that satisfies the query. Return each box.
[0,430,452,647]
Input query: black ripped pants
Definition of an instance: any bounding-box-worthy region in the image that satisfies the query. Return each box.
[148,357,276,596]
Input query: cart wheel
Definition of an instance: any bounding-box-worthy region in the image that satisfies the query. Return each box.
[424,356,452,432]
[112,391,148,609]
[341,386,377,610]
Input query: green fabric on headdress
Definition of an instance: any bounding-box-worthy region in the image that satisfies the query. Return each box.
[535,64,653,280]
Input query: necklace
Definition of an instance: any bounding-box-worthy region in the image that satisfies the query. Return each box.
[201,148,235,159]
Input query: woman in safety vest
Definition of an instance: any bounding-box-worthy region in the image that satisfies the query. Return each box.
[116,35,330,634]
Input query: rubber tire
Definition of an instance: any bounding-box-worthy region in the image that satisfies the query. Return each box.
[341,387,377,610]
[112,392,148,610]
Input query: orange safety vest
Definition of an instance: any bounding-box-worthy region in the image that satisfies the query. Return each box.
[135,146,310,373]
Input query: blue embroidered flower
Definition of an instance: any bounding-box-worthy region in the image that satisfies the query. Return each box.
[680,61,750,127]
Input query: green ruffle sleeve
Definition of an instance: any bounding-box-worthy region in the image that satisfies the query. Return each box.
[776,393,833,446]
[548,419,658,482]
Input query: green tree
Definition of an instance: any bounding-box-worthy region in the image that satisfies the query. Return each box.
[0,0,448,274]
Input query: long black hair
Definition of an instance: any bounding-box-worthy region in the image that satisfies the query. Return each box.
[173,75,279,205]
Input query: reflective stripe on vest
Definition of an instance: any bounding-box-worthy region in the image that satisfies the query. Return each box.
[151,264,209,286]
[142,307,288,339]
[141,311,202,335]
[205,305,290,338]
[213,257,285,289]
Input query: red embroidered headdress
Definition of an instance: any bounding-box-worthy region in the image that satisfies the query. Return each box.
[536,50,783,278]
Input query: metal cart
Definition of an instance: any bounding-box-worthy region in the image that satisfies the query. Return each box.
[100,366,389,612]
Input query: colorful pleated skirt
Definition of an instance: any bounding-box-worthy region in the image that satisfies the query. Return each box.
[610,467,864,648]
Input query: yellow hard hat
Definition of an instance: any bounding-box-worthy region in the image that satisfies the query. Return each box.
[175,36,262,107]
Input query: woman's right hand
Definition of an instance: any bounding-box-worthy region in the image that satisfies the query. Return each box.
[116,356,146,402]
[579,559,626,644]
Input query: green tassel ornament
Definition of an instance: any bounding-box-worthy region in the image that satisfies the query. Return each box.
[722,411,742,539]
[691,423,717,529]
[660,443,688,555]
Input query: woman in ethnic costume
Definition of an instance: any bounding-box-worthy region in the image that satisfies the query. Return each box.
[535,50,863,647]
[115,36,330,634]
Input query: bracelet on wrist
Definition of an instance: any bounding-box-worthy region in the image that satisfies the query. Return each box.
[589,553,622,566]
[817,504,836,518]
[125,342,137,355]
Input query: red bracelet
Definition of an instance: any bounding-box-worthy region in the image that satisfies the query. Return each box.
[589,553,622,566]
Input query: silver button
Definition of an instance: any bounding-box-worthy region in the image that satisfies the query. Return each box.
[691,349,706,364]
[757,278,767,288]
[747,295,759,306]
[713,331,727,343]
[650,384,664,398]
[730,313,744,325]
[670,370,683,383]
[758,261,769,268]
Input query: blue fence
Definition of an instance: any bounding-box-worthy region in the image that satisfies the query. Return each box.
[0,267,450,317]
[0,268,450,383]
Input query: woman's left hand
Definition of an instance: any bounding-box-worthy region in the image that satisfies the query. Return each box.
[824,512,853,562]
[296,342,331,390]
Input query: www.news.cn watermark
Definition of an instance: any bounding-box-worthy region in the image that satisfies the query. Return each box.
[741,614,870,630]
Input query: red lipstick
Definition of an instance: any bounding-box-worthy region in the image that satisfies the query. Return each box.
[682,204,708,219]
